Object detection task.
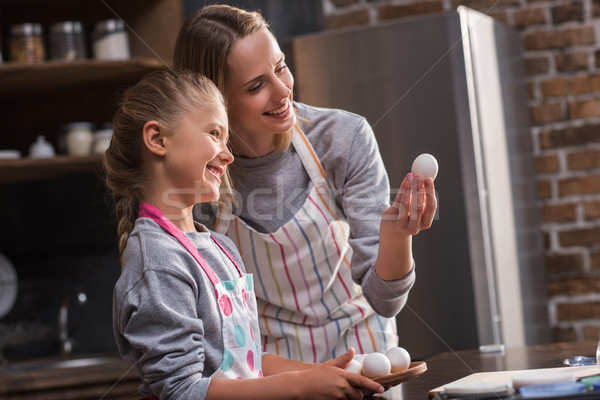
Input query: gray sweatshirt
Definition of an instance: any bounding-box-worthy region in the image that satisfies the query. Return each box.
[195,102,415,318]
[113,218,245,400]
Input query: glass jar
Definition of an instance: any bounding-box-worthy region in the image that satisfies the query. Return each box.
[10,23,45,64]
[49,21,86,61]
[92,19,130,61]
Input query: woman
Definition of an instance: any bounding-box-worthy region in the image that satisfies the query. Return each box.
[173,4,437,363]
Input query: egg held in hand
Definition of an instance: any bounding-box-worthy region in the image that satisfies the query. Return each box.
[344,359,363,374]
[411,153,438,180]
[386,347,411,373]
[361,352,391,378]
[353,353,368,365]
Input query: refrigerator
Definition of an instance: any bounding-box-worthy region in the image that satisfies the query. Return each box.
[284,6,550,359]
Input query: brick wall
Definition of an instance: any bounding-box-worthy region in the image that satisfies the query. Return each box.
[321,0,600,343]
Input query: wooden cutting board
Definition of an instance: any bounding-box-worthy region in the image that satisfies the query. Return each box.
[429,365,599,397]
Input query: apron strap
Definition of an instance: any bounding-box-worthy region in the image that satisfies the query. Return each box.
[291,125,330,190]
[138,202,243,292]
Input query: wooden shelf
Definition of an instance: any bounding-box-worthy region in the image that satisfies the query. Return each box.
[0,155,104,184]
[0,59,167,97]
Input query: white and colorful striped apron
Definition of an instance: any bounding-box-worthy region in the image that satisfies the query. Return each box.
[214,127,397,363]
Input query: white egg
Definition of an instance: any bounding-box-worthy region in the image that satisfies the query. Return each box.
[385,347,411,373]
[344,359,363,374]
[353,353,368,365]
[361,352,391,378]
[411,153,439,180]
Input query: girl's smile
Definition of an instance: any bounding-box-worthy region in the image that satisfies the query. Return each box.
[206,164,225,183]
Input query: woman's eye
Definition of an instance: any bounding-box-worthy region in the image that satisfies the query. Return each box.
[276,64,287,74]
[248,82,262,93]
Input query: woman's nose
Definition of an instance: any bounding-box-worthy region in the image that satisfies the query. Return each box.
[274,77,292,100]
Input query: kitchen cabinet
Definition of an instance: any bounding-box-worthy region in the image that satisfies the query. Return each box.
[0,0,183,183]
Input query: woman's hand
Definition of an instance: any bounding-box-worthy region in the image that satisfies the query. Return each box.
[382,173,436,235]
[375,173,437,281]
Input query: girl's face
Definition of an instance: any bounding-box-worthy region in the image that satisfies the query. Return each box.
[225,28,295,145]
[163,103,233,204]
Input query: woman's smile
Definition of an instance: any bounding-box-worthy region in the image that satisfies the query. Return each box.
[265,99,291,117]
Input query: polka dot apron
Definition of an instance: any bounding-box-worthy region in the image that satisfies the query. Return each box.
[139,202,262,380]
[213,127,397,363]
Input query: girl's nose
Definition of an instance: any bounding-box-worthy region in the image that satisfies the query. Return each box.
[220,146,234,165]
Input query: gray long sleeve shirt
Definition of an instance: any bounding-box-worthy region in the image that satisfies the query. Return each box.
[113,218,246,400]
[195,102,415,318]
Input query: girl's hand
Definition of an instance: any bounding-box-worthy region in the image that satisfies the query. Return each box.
[293,363,384,400]
[381,173,436,236]
[323,347,355,369]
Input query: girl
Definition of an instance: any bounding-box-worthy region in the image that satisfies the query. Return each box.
[104,70,384,400]
[173,5,438,363]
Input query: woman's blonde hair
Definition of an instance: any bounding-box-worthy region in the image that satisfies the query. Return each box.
[104,69,232,255]
[173,4,294,153]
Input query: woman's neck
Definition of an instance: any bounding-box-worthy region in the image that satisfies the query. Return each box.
[231,131,277,158]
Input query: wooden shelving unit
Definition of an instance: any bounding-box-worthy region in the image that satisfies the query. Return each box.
[0,154,103,184]
[0,58,167,96]
[0,0,182,184]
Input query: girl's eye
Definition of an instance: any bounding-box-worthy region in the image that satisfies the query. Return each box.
[209,130,220,138]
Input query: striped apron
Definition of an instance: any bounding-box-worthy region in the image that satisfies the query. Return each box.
[214,127,397,363]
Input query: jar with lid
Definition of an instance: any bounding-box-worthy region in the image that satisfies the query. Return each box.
[49,21,86,61]
[10,23,45,64]
[64,122,94,157]
[92,126,112,155]
[92,19,130,61]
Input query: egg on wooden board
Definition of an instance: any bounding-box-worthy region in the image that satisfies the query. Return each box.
[344,359,363,374]
[361,352,391,378]
[411,153,439,180]
[385,347,411,373]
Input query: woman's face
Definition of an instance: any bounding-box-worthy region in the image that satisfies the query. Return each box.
[225,28,295,146]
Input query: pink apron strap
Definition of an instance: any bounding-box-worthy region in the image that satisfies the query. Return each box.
[137,202,243,292]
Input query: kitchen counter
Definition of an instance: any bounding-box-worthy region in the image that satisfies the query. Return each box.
[2,342,595,399]
[399,341,599,399]
[0,353,141,400]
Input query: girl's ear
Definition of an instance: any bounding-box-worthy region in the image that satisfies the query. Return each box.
[142,121,167,156]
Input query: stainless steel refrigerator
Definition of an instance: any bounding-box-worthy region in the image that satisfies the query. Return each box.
[285,6,550,359]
